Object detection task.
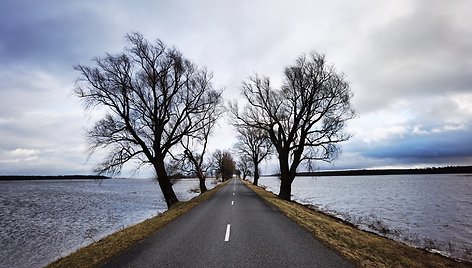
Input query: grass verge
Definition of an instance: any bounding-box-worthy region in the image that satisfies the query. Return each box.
[47,181,227,268]
[243,180,471,268]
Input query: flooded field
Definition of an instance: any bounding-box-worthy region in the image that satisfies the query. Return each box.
[0,178,216,268]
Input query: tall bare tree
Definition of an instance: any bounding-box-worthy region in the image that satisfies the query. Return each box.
[180,100,223,193]
[74,32,222,208]
[233,127,272,186]
[237,155,252,180]
[231,52,355,200]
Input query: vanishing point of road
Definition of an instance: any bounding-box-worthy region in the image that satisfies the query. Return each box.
[103,179,355,268]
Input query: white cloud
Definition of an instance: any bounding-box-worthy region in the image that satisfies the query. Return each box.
[0,148,39,164]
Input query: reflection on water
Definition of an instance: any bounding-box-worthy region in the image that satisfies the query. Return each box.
[0,178,216,268]
[258,174,472,262]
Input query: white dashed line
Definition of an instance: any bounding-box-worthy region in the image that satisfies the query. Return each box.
[233,192,235,196]
[224,224,231,241]
[231,200,234,206]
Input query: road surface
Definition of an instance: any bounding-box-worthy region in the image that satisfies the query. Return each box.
[103,179,355,268]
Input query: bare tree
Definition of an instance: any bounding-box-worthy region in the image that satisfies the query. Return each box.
[231,52,355,200]
[74,32,222,208]
[179,100,223,193]
[212,150,236,181]
[233,126,272,186]
[165,159,184,184]
[237,155,253,181]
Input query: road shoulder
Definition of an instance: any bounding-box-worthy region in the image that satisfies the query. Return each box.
[47,181,228,268]
[243,180,470,268]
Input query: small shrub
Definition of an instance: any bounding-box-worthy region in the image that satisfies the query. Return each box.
[188,186,200,193]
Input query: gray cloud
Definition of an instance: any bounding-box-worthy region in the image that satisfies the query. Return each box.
[0,0,471,175]
[0,68,93,175]
[363,126,472,159]
[325,0,472,170]
[350,0,472,113]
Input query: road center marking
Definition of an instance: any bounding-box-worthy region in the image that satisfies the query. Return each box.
[233,192,235,196]
[224,224,231,241]
[231,200,234,205]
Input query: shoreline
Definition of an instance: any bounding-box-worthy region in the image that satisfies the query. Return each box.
[293,199,467,262]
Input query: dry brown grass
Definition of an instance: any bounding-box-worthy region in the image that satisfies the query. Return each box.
[244,180,471,268]
[47,182,227,268]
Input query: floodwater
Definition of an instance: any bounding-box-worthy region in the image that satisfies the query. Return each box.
[0,178,217,268]
[258,174,472,262]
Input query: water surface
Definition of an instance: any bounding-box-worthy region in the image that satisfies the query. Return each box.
[0,178,216,268]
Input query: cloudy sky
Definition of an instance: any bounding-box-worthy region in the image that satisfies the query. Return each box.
[1,0,471,176]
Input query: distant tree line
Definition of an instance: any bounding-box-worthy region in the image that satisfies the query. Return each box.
[295,166,472,177]
[0,175,109,181]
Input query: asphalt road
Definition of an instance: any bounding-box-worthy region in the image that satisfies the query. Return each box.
[103,179,355,268]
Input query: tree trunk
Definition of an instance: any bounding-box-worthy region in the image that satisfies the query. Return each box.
[278,154,294,200]
[154,159,179,208]
[197,170,207,194]
[253,161,260,186]
[278,177,293,200]
[199,178,207,193]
